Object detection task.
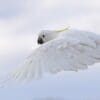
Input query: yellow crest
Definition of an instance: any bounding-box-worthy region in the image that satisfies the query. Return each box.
[55,26,70,33]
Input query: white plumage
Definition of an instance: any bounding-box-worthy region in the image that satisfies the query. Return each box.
[1,28,100,82]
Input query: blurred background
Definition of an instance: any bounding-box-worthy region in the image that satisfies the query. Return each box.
[0,0,100,100]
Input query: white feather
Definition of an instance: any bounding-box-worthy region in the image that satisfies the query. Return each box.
[1,29,100,84]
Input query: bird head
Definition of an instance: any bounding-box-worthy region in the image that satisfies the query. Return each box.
[37,27,69,44]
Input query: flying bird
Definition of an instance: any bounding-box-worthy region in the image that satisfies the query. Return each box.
[1,27,100,83]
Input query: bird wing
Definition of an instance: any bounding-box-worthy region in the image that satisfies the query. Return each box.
[1,29,100,83]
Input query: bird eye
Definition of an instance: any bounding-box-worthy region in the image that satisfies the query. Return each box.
[42,35,45,38]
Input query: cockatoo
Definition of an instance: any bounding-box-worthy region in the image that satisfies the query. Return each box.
[1,27,100,83]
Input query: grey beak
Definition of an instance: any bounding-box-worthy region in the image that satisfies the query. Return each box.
[38,37,44,44]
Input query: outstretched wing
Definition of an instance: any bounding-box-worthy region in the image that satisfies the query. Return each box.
[1,29,100,83]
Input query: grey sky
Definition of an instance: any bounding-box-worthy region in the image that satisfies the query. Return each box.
[0,0,100,100]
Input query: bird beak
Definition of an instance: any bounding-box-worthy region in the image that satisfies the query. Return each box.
[38,37,44,44]
[55,27,70,33]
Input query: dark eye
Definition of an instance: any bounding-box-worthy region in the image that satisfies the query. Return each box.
[42,35,45,38]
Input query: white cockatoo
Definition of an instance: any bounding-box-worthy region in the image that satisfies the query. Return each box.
[1,27,100,83]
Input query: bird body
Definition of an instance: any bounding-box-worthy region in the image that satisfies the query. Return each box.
[1,28,100,82]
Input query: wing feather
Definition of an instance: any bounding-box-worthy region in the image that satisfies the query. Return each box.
[1,29,100,83]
